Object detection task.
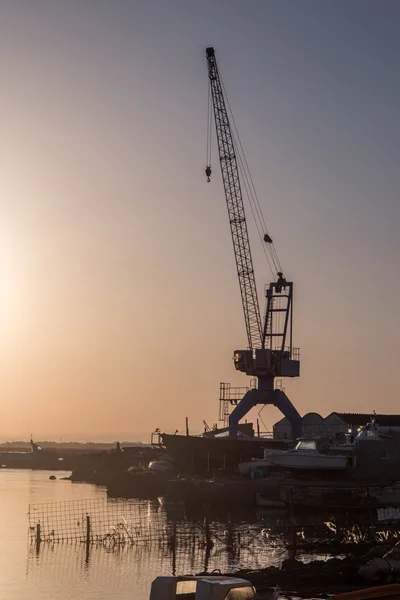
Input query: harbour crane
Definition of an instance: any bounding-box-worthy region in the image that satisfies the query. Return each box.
[205,47,302,440]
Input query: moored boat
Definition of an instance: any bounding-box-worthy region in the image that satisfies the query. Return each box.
[238,448,285,474]
[158,428,289,474]
[256,493,286,509]
[266,438,348,470]
[0,439,62,469]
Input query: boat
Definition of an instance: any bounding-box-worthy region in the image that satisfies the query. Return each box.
[0,439,61,469]
[149,576,258,600]
[328,416,393,456]
[265,438,348,470]
[354,416,393,442]
[158,427,289,474]
[148,460,174,472]
[332,584,400,600]
[256,493,286,509]
[238,448,285,475]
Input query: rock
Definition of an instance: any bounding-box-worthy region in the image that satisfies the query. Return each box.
[384,545,400,561]
[281,558,302,569]
[359,557,394,582]
[363,545,393,559]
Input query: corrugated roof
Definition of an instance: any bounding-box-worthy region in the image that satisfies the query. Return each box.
[335,413,400,426]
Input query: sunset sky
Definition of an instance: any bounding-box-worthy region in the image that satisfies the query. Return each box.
[1,0,400,441]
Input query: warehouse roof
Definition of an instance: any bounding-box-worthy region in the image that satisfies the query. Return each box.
[334,413,400,426]
[274,412,400,427]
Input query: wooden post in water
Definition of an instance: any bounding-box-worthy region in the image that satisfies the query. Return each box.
[204,514,212,572]
[171,513,177,575]
[186,417,189,436]
[36,523,41,553]
[226,514,234,551]
[85,514,91,563]
[86,514,91,543]
[289,488,297,556]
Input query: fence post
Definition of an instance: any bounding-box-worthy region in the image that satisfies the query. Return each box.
[36,523,41,552]
[204,514,212,573]
[171,513,177,576]
[289,488,297,556]
[226,514,234,551]
[86,515,91,543]
[85,514,91,563]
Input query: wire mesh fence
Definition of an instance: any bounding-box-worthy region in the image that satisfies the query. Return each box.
[28,496,291,558]
[28,498,167,546]
[29,496,400,560]
[28,497,293,575]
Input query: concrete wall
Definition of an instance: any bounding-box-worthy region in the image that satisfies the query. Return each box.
[355,436,400,485]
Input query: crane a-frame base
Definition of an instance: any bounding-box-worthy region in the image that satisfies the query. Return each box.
[228,385,302,440]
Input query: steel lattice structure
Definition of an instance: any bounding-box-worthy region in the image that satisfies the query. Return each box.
[206,47,262,350]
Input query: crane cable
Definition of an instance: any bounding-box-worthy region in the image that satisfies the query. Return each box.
[220,76,283,278]
[205,80,275,277]
[208,71,283,279]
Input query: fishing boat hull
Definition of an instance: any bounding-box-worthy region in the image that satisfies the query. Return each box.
[266,450,348,470]
[160,433,289,473]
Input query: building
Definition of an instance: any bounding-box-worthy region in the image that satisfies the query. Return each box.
[273,412,400,440]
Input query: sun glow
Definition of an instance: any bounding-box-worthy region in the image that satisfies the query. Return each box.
[0,229,25,332]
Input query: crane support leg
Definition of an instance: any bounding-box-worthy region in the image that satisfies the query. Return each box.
[228,388,302,440]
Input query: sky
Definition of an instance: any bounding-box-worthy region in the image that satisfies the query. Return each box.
[1,0,400,441]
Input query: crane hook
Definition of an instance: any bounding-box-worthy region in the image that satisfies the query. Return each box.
[205,166,211,182]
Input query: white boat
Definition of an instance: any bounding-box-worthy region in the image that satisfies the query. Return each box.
[238,448,284,475]
[265,438,348,470]
[329,416,392,454]
[354,416,392,442]
[150,576,257,600]
[148,460,173,473]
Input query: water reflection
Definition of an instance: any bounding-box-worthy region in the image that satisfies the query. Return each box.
[28,500,290,591]
[2,470,394,600]
[26,492,380,600]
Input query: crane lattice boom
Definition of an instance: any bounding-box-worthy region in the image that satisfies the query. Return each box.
[206,47,262,350]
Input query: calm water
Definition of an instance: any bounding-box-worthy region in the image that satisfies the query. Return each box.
[0,469,288,600]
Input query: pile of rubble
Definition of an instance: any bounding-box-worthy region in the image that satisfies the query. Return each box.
[359,543,400,583]
[227,541,400,597]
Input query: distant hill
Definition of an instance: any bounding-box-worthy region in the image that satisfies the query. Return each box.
[0,440,150,451]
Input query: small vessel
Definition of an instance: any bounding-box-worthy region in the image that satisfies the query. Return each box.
[0,439,46,468]
[148,460,174,473]
[266,438,348,470]
[238,448,284,475]
[149,576,257,600]
[329,415,392,455]
[157,427,288,474]
[256,494,286,509]
[354,415,392,442]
